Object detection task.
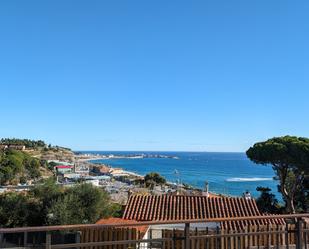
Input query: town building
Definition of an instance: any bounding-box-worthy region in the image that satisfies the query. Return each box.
[0,144,8,150]
[122,195,284,229]
[94,194,286,249]
[0,144,26,151]
[54,165,74,174]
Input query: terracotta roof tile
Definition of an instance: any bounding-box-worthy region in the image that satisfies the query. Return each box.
[96,218,148,234]
[123,195,285,230]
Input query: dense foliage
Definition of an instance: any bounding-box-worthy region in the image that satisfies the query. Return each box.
[0,179,122,228]
[144,172,166,188]
[247,136,309,213]
[0,149,45,185]
[0,138,46,148]
[47,183,118,225]
[0,192,41,227]
[255,187,282,214]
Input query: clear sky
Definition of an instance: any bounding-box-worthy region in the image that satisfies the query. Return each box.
[0,1,308,152]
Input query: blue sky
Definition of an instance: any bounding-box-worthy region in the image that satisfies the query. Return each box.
[0,1,308,152]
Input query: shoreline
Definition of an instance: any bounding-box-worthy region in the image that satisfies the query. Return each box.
[85,157,222,197]
[78,152,276,199]
[75,152,180,161]
[77,157,109,162]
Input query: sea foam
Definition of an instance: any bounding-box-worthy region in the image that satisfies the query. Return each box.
[225,177,273,182]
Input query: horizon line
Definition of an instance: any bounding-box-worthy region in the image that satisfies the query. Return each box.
[73,149,246,153]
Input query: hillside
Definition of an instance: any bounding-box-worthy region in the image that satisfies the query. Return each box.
[28,146,75,162]
[0,149,53,185]
[0,138,75,185]
[1,138,75,162]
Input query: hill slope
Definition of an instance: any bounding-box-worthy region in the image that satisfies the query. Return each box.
[0,138,75,185]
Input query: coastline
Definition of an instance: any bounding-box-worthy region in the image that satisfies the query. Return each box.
[80,151,279,199]
[86,157,220,197]
[77,156,109,162]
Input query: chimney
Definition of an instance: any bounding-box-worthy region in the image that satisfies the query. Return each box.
[127,190,132,200]
[244,190,251,200]
[203,181,210,197]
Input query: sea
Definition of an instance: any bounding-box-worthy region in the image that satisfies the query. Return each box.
[83,151,280,199]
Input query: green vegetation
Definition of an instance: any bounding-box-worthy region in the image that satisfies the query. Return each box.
[247,136,309,213]
[0,149,48,185]
[0,138,74,185]
[0,191,41,228]
[183,183,194,190]
[0,137,75,170]
[0,179,121,228]
[144,172,166,188]
[0,138,120,227]
[255,187,282,214]
[47,183,118,225]
[0,138,46,149]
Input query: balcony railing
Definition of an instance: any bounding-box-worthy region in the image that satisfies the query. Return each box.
[0,214,309,249]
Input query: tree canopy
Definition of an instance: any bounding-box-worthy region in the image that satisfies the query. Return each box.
[0,192,39,227]
[47,183,118,225]
[0,138,46,148]
[0,179,121,228]
[246,136,309,213]
[0,149,45,185]
[255,187,282,214]
[144,172,166,188]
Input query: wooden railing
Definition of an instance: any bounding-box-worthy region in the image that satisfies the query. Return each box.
[0,214,309,249]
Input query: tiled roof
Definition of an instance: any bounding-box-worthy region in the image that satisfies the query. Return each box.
[55,165,73,169]
[96,217,149,234]
[123,195,285,229]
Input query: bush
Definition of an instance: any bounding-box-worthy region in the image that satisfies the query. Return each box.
[144,172,166,188]
[0,192,41,227]
[0,179,121,227]
[47,183,116,225]
[256,186,282,214]
[0,138,46,149]
[0,150,42,185]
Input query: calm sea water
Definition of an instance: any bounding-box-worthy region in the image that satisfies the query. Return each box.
[82,151,280,199]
